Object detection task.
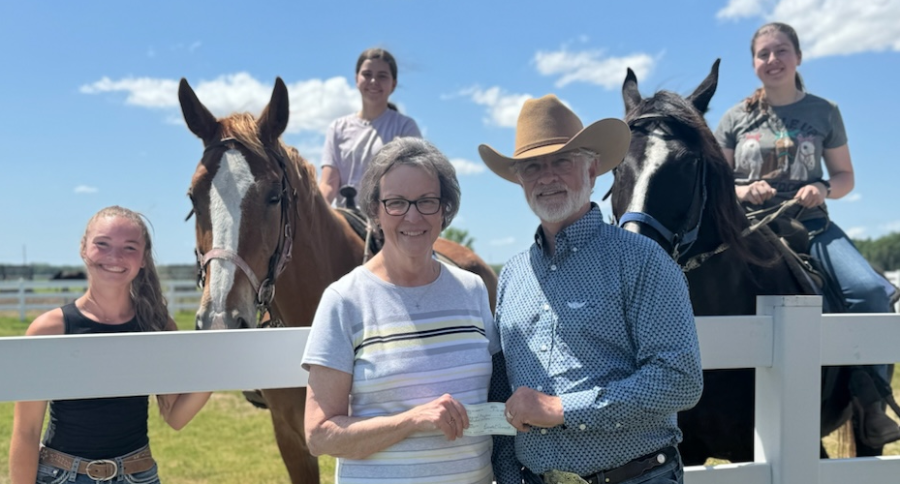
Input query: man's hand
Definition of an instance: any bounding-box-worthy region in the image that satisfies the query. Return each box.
[504,387,564,432]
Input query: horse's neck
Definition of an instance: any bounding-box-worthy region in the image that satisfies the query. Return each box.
[274,163,365,324]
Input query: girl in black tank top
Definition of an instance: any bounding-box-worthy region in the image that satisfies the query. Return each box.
[9,206,212,484]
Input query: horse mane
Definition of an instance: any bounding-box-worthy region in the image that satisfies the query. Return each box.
[628,91,780,266]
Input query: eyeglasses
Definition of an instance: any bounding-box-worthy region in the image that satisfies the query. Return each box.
[514,157,578,182]
[380,197,442,216]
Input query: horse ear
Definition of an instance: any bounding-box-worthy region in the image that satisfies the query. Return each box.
[622,68,642,114]
[178,78,219,141]
[687,59,720,114]
[258,77,290,144]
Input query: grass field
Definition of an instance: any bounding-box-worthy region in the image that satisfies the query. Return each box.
[0,313,335,484]
[1,312,897,482]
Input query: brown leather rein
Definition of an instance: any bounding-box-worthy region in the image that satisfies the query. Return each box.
[186,137,296,327]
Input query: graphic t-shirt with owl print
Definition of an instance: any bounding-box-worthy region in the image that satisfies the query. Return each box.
[714,93,847,222]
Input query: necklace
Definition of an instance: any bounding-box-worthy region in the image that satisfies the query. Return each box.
[400,261,441,310]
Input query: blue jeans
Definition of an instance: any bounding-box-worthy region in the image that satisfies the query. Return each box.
[522,455,683,484]
[36,446,160,484]
[804,218,896,381]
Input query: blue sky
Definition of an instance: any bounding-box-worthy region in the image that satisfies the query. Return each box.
[2,0,899,266]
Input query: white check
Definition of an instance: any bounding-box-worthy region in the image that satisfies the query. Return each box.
[462,402,517,436]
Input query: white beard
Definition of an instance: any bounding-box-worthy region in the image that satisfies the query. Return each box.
[527,172,592,223]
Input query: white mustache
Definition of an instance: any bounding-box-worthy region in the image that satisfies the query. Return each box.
[535,185,567,196]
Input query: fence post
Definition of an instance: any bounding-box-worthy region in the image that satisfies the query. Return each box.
[754,295,822,484]
[18,277,26,322]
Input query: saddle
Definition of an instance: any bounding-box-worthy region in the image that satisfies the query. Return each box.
[335,185,383,259]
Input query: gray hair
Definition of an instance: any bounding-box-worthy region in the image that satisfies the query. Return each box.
[359,137,461,230]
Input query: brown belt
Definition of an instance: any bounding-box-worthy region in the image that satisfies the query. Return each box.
[39,446,156,481]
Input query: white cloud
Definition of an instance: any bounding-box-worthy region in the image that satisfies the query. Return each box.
[74,185,98,194]
[845,226,867,239]
[880,220,900,233]
[489,237,516,246]
[717,0,773,19]
[80,73,359,135]
[717,0,900,59]
[459,86,532,128]
[839,193,862,202]
[450,158,486,176]
[534,49,656,89]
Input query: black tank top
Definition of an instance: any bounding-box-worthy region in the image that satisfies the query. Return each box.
[42,303,150,459]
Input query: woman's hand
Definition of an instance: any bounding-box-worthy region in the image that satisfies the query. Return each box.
[736,180,777,205]
[794,182,827,208]
[409,394,469,440]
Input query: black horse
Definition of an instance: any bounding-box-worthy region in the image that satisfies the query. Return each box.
[610,60,867,464]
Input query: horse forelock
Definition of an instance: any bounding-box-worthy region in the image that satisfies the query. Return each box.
[625,91,775,264]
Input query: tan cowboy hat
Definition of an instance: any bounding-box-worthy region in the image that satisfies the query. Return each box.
[478,94,631,183]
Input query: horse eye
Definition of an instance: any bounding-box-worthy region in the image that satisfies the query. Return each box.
[268,192,282,205]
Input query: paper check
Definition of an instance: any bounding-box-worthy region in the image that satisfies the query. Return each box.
[462,402,517,436]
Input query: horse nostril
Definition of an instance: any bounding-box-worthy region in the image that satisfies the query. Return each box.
[236,316,249,329]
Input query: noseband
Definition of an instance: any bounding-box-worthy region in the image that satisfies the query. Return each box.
[616,113,708,263]
[191,137,295,326]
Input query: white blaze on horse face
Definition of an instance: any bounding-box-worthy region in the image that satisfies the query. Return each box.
[208,150,255,314]
[624,131,669,219]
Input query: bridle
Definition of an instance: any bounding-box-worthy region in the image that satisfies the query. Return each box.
[615,113,708,264]
[187,137,296,326]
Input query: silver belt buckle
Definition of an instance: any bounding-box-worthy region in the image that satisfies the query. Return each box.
[85,459,118,481]
[542,469,590,484]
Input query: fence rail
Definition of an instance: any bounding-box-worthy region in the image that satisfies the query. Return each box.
[0,279,201,320]
[2,295,899,483]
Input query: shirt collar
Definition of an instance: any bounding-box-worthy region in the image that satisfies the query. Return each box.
[534,203,604,253]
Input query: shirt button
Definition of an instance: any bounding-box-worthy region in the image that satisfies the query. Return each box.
[579,424,586,431]
[543,304,550,311]
[540,429,548,435]
[550,264,557,271]
[540,344,548,352]
[572,247,578,252]
[615,422,623,428]
[536,385,543,391]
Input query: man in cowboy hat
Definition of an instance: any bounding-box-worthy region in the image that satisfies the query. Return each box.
[484,95,703,484]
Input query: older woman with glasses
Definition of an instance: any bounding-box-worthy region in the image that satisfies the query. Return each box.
[302,137,499,484]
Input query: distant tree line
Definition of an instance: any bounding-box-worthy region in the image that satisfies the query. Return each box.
[852,232,900,273]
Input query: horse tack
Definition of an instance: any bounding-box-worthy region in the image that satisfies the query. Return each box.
[617,114,708,263]
[192,137,296,326]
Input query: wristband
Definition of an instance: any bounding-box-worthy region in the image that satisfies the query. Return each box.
[817,179,832,197]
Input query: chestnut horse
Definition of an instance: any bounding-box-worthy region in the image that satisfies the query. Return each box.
[178,77,497,483]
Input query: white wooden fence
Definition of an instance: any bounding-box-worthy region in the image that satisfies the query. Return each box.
[2,295,899,484]
[0,279,201,321]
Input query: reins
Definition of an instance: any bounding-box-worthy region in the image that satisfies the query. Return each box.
[680,198,800,272]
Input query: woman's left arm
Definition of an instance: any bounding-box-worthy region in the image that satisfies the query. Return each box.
[795,144,854,207]
[156,318,212,430]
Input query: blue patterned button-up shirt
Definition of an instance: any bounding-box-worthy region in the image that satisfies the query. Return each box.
[489,204,703,483]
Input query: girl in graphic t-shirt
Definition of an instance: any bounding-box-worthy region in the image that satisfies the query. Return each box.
[9,206,211,484]
[318,47,421,208]
[714,22,900,449]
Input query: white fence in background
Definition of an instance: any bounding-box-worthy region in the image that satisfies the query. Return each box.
[887,270,900,313]
[0,279,202,321]
[2,295,900,484]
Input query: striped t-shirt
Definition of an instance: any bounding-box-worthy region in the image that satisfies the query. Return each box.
[302,262,499,484]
